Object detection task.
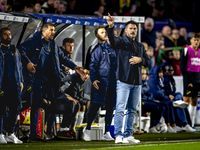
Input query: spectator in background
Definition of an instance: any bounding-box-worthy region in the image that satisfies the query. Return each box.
[161,49,182,76]
[53,0,60,14]
[147,46,154,69]
[94,5,105,18]
[34,2,42,13]
[21,3,34,13]
[141,17,156,70]
[57,1,67,14]
[141,42,148,51]
[162,25,173,48]
[41,0,55,14]
[141,17,156,49]
[155,32,165,50]
[0,0,7,12]
[171,50,181,75]
[179,27,189,46]
[170,29,184,47]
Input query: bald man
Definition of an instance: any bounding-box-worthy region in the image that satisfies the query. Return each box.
[162,26,174,48]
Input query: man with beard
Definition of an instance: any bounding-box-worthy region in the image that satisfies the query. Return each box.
[107,13,150,144]
[60,37,75,74]
[82,25,117,141]
[19,23,85,141]
[0,27,23,144]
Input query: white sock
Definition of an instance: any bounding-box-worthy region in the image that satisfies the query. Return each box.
[190,106,197,127]
[76,111,85,126]
[188,104,192,113]
[73,113,79,130]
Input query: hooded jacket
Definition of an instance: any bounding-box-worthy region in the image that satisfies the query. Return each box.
[147,66,170,101]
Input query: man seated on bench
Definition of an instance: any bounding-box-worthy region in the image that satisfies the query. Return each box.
[141,67,165,133]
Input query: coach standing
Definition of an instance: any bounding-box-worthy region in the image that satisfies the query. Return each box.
[106,13,150,144]
[19,23,85,141]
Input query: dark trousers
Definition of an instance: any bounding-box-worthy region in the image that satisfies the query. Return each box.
[0,84,20,133]
[142,101,165,128]
[59,100,80,128]
[30,81,43,136]
[173,92,190,127]
[86,83,116,133]
[30,79,59,136]
[159,101,176,125]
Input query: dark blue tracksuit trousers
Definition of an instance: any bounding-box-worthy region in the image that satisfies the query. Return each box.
[0,84,20,133]
[142,101,165,128]
[86,82,116,133]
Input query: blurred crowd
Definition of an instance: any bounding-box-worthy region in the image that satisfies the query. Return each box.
[0,0,198,22]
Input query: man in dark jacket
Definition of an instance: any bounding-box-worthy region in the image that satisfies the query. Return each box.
[0,28,23,144]
[82,25,117,141]
[19,23,85,141]
[107,13,149,144]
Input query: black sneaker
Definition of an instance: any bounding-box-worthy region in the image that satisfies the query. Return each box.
[44,133,54,140]
[29,134,46,142]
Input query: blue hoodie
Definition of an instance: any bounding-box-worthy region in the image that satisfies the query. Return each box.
[147,66,170,101]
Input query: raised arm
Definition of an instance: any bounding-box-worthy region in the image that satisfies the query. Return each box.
[106,13,122,49]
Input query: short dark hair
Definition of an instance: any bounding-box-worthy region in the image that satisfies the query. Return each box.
[191,33,200,39]
[125,21,138,29]
[95,25,105,35]
[42,23,54,31]
[0,27,10,38]
[62,38,74,45]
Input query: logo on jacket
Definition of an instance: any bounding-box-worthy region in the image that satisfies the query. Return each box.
[0,91,4,96]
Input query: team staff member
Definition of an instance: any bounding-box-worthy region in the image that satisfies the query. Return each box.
[0,27,23,144]
[107,13,150,144]
[82,25,117,141]
[19,23,85,141]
